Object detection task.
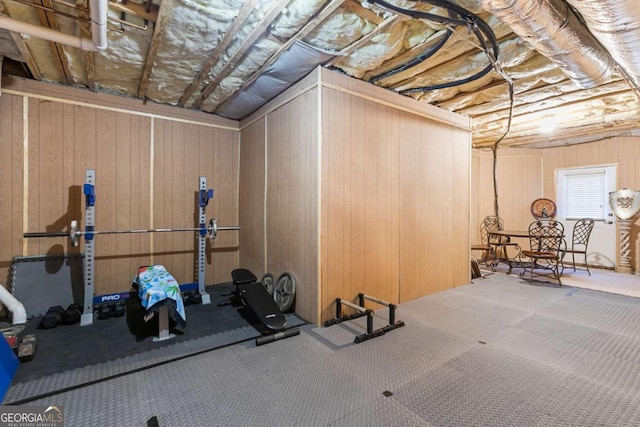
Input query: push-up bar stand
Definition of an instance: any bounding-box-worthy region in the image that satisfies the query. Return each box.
[324,294,405,344]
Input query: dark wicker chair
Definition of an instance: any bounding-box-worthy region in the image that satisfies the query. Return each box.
[562,218,595,276]
[521,219,565,285]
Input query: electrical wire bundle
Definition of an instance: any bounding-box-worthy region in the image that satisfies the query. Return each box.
[368,0,500,92]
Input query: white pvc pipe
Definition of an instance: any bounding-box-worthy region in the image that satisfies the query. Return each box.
[0,0,107,51]
[89,0,108,50]
[0,286,27,325]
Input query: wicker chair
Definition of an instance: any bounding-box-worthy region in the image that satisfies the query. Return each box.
[521,219,565,285]
[562,218,595,276]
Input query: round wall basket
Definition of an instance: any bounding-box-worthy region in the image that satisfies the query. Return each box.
[531,198,557,219]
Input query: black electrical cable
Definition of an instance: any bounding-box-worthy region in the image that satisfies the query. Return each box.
[369,0,500,92]
[369,27,453,83]
[401,21,495,93]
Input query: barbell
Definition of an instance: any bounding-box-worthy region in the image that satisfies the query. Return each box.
[23,218,240,247]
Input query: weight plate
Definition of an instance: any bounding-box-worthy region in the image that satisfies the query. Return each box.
[273,272,296,312]
[261,273,275,295]
[208,218,218,239]
[70,220,79,247]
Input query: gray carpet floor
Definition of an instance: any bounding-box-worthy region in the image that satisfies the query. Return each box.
[18,274,640,426]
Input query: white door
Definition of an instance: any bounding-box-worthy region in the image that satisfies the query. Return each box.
[556,165,617,269]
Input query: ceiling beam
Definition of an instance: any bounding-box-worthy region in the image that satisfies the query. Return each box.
[361,28,449,81]
[472,93,640,147]
[341,0,384,25]
[137,0,174,99]
[7,30,42,79]
[471,81,632,126]
[383,32,517,91]
[35,0,72,84]
[109,0,159,23]
[178,0,258,107]
[435,68,566,113]
[77,1,95,90]
[192,0,290,110]
[473,117,640,148]
[326,14,404,68]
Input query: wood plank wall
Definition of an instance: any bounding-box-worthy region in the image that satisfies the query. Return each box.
[152,119,239,287]
[26,101,154,296]
[239,68,472,324]
[471,148,543,247]
[399,115,471,301]
[238,118,267,276]
[239,93,319,323]
[0,78,240,299]
[0,93,24,287]
[266,90,319,323]
[542,137,640,267]
[321,87,471,320]
[472,138,640,267]
[321,90,401,320]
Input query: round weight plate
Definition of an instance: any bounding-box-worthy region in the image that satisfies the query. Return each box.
[273,272,296,312]
[208,218,218,239]
[70,220,79,247]
[261,273,275,296]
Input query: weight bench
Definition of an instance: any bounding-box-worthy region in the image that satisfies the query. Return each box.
[220,268,299,346]
[133,265,186,342]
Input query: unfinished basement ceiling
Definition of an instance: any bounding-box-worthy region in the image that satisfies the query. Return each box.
[1,0,639,149]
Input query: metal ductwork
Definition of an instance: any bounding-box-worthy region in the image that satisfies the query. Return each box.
[565,0,640,89]
[478,0,615,88]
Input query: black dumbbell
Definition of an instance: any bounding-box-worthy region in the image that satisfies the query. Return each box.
[61,303,82,325]
[39,305,65,329]
[182,291,193,306]
[97,303,112,320]
[191,290,202,305]
[111,301,126,317]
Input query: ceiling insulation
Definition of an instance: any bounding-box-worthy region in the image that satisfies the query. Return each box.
[1,0,639,149]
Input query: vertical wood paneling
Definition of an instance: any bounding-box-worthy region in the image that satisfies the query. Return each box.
[129,115,152,276]
[320,85,469,321]
[0,94,24,286]
[95,110,118,294]
[238,119,266,276]
[153,119,168,268]
[473,137,640,270]
[267,89,319,323]
[399,116,469,301]
[542,136,640,268]
[23,100,154,296]
[115,113,132,292]
[207,125,240,285]
[321,88,403,320]
[29,100,60,255]
[152,119,239,286]
[0,81,240,300]
[472,148,543,244]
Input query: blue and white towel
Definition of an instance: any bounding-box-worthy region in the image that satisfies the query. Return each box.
[133,265,186,331]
